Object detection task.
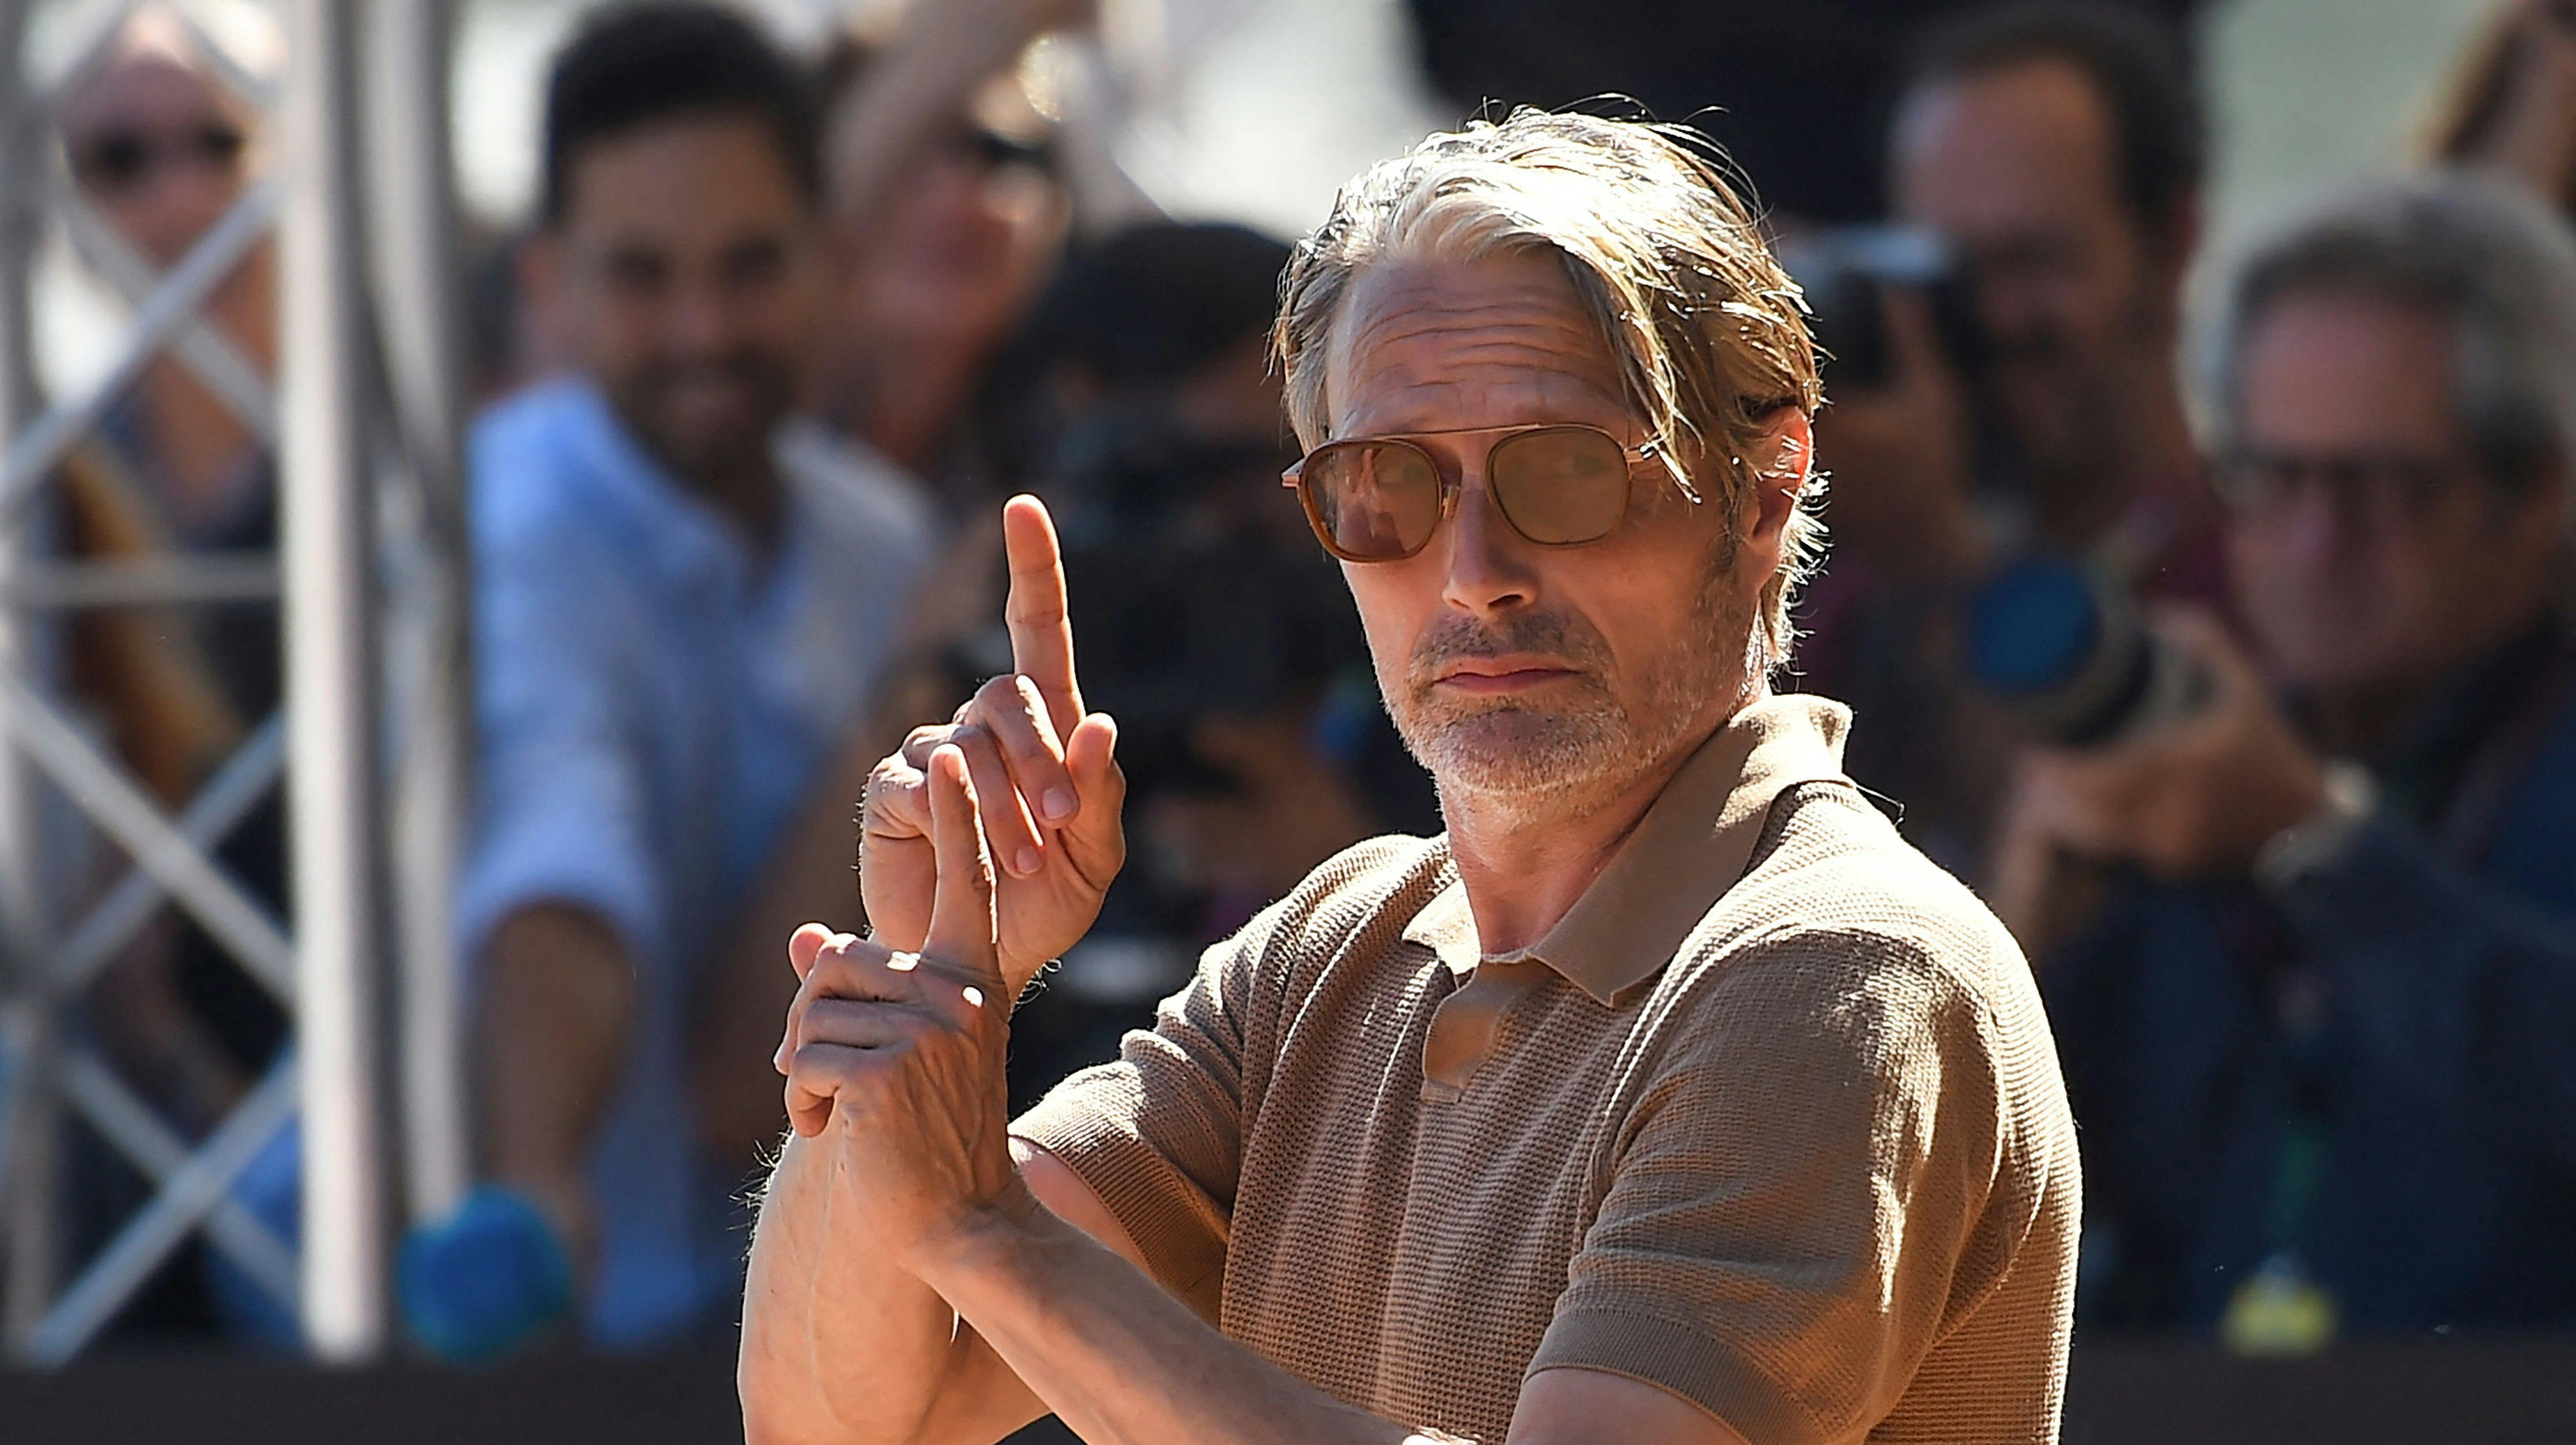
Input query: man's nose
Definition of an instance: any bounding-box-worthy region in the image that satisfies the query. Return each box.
[2275,483,2355,568]
[132,170,237,268]
[1438,480,1537,618]
[670,277,745,354]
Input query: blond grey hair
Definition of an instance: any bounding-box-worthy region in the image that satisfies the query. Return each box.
[1272,109,1826,669]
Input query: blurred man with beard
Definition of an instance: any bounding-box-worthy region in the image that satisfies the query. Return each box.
[1798,3,2221,876]
[455,3,931,1348]
[1888,2,2220,592]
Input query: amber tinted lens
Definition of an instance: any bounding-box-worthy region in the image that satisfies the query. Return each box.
[1489,427,1632,544]
[1300,441,1443,559]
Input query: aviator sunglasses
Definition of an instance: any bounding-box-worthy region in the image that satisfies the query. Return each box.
[1282,423,1675,563]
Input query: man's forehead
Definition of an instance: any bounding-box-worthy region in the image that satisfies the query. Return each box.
[1894,60,2119,222]
[1325,254,1630,436]
[563,115,808,236]
[2238,293,2462,446]
[63,55,227,135]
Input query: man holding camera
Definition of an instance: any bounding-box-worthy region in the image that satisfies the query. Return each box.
[740,111,2081,1444]
[1800,3,2226,875]
[1998,174,2576,1340]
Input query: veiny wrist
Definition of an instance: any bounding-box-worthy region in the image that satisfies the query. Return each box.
[906,1176,1051,1297]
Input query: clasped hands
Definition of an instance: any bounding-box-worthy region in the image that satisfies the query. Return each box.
[772,496,1126,1270]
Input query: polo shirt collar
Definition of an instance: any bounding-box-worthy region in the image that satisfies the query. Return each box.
[1403,693,1854,1003]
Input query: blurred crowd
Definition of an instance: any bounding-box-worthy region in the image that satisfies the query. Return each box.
[28,0,2576,1363]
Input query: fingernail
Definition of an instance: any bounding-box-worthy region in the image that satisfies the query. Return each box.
[1043,788,1076,822]
[827,931,857,952]
[1015,846,1042,875]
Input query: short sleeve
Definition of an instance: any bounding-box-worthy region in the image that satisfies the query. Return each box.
[453,515,660,971]
[1010,920,1277,1322]
[1530,930,2016,1445]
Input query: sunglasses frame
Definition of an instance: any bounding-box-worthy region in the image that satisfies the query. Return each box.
[1281,422,1673,563]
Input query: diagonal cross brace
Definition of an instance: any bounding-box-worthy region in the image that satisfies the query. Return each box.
[0,182,279,527]
[57,1049,297,1311]
[0,669,293,999]
[26,1054,297,1364]
[53,715,283,994]
[51,185,278,446]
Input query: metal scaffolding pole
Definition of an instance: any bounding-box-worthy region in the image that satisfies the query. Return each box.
[368,0,472,1226]
[0,0,470,1366]
[0,0,59,1351]
[279,0,390,1360]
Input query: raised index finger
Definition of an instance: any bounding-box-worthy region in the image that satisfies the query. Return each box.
[1002,495,1083,738]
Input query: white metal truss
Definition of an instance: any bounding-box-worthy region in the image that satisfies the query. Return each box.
[0,0,471,1364]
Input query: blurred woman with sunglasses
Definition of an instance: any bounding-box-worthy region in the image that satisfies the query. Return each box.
[43,5,291,1341]
[810,10,1078,492]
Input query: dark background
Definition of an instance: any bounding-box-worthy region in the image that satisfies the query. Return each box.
[6,1337,2574,1444]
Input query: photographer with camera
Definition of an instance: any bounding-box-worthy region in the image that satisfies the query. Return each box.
[1796,3,2224,874]
[1998,174,2576,1344]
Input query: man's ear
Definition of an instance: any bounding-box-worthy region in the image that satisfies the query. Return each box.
[1740,406,1814,554]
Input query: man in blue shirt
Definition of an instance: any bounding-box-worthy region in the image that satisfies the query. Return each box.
[1992,173,2576,1340]
[454,5,930,1348]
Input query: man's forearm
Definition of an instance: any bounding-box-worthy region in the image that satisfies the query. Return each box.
[743,1134,1036,1445]
[918,1198,1467,1445]
[481,905,636,1231]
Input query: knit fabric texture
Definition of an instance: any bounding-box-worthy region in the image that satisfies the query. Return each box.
[1012,694,2082,1443]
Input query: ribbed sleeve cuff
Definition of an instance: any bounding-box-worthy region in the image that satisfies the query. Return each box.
[1530,1308,1822,1445]
[1012,1089,1231,1322]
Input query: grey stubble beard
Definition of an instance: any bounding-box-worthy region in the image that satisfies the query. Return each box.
[1380,536,1758,832]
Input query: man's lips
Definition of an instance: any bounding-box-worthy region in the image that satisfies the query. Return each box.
[1431,658,1580,694]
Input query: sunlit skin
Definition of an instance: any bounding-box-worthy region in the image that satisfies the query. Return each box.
[542,115,823,536]
[1325,252,1802,952]
[1893,57,2196,543]
[2228,293,2566,745]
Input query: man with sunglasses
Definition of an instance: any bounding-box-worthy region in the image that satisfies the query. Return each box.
[744,111,2080,1444]
[1995,174,2576,1342]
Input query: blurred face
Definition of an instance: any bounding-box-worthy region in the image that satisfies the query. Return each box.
[552,115,820,487]
[1321,252,1790,822]
[2226,293,2564,700]
[59,51,252,268]
[849,125,1063,348]
[1893,59,2178,481]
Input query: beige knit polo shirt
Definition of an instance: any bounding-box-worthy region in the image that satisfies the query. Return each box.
[1013,694,2081,1444]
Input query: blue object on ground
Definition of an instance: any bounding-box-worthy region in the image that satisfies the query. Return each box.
[399,1185,576,1363]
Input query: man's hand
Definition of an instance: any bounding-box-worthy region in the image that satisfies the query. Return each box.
[861,496,1125,998]
[1996,609,2327,883]
[779,745,1032,1269]
[1809,288,1982,583]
